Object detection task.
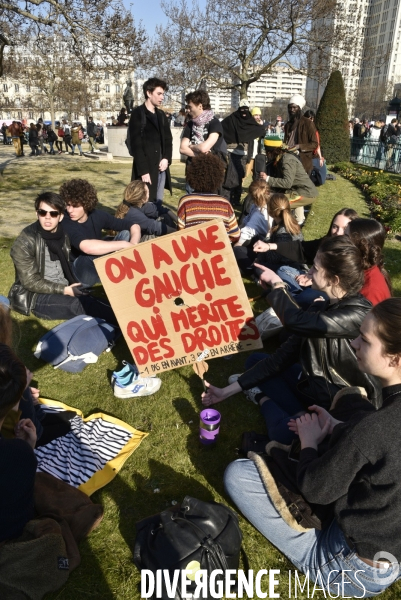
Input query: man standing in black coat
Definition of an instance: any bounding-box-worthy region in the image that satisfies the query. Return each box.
[128,78,173,204]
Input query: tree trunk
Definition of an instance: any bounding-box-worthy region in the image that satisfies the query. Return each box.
[239,81,249,105]
[49,95,55,129]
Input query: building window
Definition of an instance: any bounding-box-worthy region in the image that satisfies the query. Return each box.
[29,111,34,118]
[3,84,7,92]
[26,85,30,92]
[17,111,22,119]
[15,84,19,91]
[116,84,120,93]
[94,84,100,92]
[105,84,110,93]
[105,72,109,80]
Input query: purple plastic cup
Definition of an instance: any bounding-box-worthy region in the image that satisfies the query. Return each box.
[199,408,221,446]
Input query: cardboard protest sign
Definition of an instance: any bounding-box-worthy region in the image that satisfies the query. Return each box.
[94,220,262,375]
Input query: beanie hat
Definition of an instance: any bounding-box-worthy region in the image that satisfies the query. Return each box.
[251,107,261,116]
[288,94,306,109]
[264,135,283,148]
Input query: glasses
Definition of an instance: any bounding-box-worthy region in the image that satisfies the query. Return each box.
[37,209,60,218]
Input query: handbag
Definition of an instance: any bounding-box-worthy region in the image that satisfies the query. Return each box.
[133,496,243,600]
[249,443,332,532]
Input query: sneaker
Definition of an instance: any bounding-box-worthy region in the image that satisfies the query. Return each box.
[64,151,69,154]
[228,373,243,385]
[243,386,263,404]
[111,360,139,386]
[93,149,100,153]
[113,374,162,398]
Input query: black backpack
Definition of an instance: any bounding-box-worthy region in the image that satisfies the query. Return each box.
[379,124,389,143]
[133,496,244,600]
[125,105,146,156]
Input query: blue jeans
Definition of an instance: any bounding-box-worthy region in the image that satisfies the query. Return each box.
[224,459,400,597]
[72,143,82,155]
[157,170,166,202]
[72,230,131,286]
[276,266,329,309]
[245,354,310,444]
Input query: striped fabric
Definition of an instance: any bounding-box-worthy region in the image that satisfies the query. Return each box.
[35,399,147,495]
[177,194,240,243]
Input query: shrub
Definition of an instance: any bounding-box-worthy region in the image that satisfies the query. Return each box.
[315,71,350,165]
[333,163,401,233]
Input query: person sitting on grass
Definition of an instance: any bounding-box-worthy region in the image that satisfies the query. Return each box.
[224,298,401,598]
[0,343,37,543]
[347,218,392,306]
[234,192,303,273]
[234,179,273,247]
[60,179,140,287]
[9,192,118,324]
[177,153,240,244]
[202,236,382,444]
[114,180,177,241]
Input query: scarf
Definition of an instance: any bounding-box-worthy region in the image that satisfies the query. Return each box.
[37,223,76,284]
[191,109,214,144]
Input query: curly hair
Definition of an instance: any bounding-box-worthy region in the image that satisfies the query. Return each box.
[115,180,148,219]
[185,90,211,111]
[348,218,392,294]
[186,154,225,193]
[249,180,270,209]
[59,179,98,213]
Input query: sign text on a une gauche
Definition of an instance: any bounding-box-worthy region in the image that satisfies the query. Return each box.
[95,221,262,374]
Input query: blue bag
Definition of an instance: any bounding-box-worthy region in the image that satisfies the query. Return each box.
[34,315,119,373]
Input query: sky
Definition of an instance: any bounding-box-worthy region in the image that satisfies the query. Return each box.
[123,0,169,36]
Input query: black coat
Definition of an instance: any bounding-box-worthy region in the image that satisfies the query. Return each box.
[238,289,381,410]
[129,104,173,202]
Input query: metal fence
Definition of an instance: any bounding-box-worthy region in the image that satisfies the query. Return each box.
[350,138,401,173]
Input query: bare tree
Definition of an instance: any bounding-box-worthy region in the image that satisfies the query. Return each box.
[0,0,145,75]
[151,0,347,104]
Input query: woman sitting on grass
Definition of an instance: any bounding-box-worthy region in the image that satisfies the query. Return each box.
[234,192,302,273]
[224,298,401,598]
[202,236,382,443]
[114,180,176,240]
[177,153,240,244]
[347,218,392,306]
[234,180,272,246]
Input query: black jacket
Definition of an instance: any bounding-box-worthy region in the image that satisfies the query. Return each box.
[238,288,381,409]
[9,222,71,315]
[129,104,173,202]
[298,385,401,561]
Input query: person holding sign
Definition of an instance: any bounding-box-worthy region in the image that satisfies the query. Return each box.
[177,154,240,244]
[202,236,382,443]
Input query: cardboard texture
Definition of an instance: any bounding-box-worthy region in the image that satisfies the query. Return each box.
[94,220,262,374]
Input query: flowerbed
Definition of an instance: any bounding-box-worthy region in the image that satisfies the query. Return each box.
[333,162,401,234]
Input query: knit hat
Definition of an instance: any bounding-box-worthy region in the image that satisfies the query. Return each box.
[251,107,261,116]
[264,135,283,148]
[288,94,306,109]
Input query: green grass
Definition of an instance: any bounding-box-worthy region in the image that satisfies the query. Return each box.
[1,159,401,599]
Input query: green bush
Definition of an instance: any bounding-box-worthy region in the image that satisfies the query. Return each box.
[333,163,401,233]
[315,71,350,164]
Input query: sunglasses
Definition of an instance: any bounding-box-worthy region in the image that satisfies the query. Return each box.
[37,209,60,218]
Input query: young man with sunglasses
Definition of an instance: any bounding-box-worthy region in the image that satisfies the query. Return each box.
[8,192,118,323]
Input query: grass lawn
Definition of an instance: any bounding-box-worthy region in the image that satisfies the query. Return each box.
[1,154,401,600]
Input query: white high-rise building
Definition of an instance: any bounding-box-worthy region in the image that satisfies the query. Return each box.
[305,0,370,112]
[205,66,306,116]
[359,0,401,96]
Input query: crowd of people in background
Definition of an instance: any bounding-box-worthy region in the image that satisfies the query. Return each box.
[2,76,401,599]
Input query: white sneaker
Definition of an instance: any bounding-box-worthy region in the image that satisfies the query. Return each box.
[93,149,101,153]
[113,374,162,398]
[243,386,263,404]
[255,307,283,340]
[228,373,243,385]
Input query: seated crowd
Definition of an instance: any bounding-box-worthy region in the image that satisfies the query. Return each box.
[2,145,401,598]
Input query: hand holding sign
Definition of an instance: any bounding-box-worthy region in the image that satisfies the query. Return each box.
[193,349,209,391]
